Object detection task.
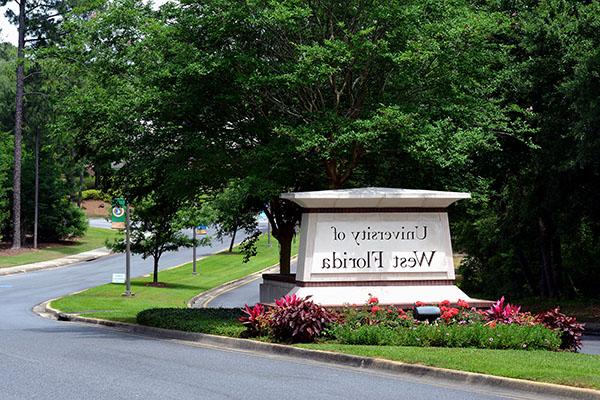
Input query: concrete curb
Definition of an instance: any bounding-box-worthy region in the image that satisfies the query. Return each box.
[0,247,113,276]
[187,256,298,308]
[37,300,600,400]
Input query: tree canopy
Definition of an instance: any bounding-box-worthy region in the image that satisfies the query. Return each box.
[1,0,599,298]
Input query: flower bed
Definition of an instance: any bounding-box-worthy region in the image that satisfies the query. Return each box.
[239,295,585,351]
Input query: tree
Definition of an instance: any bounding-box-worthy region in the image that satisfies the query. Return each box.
[1,0,89,248]
[0,43,15,241]
[108,194,194,284]
[457,0,600,299]
[162,0,513,273]
[50,0,516,276]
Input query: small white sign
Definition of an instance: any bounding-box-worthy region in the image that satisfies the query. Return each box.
[112,273,126,284]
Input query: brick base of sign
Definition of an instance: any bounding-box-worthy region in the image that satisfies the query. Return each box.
[260,274,491,308]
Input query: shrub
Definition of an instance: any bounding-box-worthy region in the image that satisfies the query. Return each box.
[331,322,561,351]
[41,201,88,240]
[268,296,338,343]
[81,189,111,202]
[137,308,245,337]
[275,294,304,308]
[239,303,269,337]
[485,296,523,324]
[340,302,415,329]
[536,307,585,352]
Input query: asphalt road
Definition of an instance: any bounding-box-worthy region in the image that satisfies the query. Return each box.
[0,229,585,400]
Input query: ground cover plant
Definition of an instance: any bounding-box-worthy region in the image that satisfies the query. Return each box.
[137,308,245,337]
[237,295,583,352]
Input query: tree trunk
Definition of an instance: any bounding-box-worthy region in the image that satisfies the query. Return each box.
[538,215,557,297]
[33,129,39,249]
[11,0,26,249]
[278,228,294,275]
[263,198,301,275]
[153,256,159,283]
[228,222,237,252]
[77,169,84,208]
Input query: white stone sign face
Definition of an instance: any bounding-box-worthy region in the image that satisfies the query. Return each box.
[310,213,452,275]
[259,188,478,306]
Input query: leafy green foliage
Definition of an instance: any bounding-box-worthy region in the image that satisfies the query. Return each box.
[456,0,600,299]
[330,322,561,351]
[107,194,194,282]
[137,308,245,337]
[81,189,110,202]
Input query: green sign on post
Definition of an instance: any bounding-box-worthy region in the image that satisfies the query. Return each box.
[111,198,127,229]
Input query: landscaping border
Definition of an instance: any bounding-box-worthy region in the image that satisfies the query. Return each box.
[36,300,600,400]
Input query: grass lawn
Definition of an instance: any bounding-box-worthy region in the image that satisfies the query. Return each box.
[51,235,298,323]
[296,344,600,390]
[0,227,117,268]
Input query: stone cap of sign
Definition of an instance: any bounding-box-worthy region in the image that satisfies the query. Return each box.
[280,187,470,209]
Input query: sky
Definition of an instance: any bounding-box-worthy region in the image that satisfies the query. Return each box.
[0,4,17,45]
[1,0,170,46]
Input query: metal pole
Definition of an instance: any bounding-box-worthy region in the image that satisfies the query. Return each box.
[124,204,132,296]
[192,227,197,275]
[33,129,39,249]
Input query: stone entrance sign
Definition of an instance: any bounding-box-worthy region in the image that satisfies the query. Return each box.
[260,187,486,307]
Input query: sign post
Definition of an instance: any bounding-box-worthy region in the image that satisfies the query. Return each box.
[124,204,132,296]
[112,198,132,296]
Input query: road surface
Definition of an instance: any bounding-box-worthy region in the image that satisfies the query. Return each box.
[0,229,583,399]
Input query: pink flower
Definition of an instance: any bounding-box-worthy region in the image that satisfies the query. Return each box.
[370,306,381,313]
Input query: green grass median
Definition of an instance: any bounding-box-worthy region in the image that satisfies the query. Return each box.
[51,235,297,322]
[296,344,600,390]
[0,227,117,268]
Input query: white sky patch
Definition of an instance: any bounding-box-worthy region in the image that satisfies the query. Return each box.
[1,0,173,46]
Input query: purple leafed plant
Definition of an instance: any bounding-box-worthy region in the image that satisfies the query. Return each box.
[239,303,267,336]
[274,294,303,308]
[269,295,337,343]
[536,307,585,352]
[486,296,523,324]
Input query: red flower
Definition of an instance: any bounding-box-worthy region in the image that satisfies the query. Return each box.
[457,299,470,308]
[439,300,451,307]
[370,306,381,313]
[415,301,425,307]
[368,297,379,305]
[441,307,459,321]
